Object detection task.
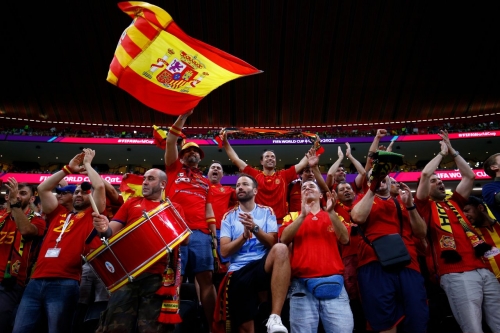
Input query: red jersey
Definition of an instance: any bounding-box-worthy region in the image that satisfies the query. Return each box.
[353,194,421,272]
[415,192,487,276]
[243,165,297,220]
[32,205,94,281]
[284,210,346,278]
[287,180,302,213]
[165,159,212,231]
[111,197,186,275]
[209,183,236,229]
[474,221,500,281]
[335,203,361,259]
[0,208,46,286]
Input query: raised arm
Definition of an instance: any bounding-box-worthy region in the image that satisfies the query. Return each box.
[37,152,85,215]
[416,141,448,200]
[82,148,106,213]
[165,109,193,167]
[326,146,344,189]
[221,131,247,171]
[102,178,122,207]
[345,142,366,190]
[365,129,388,172]
[6,178,38,236]
[350,189,375,224]
[399,182,426,239]
[307,149,330,193]
[439,130,475,199]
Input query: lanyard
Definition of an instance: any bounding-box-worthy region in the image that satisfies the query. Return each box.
[54,213,73,248]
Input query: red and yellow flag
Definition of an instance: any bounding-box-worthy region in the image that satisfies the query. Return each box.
[108,2,262,115]
[119,173,144,202]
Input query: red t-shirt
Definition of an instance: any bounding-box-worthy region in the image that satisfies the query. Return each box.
[353,194,421,272]
[415,192,487,276]
[0,209,46,286]
[287,181,302,213]
[111,197,186,275]
[209,183,236,229]
[165,159,212,231]
[284,210,346,278]
[32,205,94,281]
[335,203,361,259]
[243,165,297,220]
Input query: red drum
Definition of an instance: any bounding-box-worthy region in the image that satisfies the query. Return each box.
[84,199,191,293]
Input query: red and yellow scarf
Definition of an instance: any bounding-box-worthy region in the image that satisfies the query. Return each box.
[431,199,491,262]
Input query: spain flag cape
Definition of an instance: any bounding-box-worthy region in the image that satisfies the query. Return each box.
[108,2,262,115]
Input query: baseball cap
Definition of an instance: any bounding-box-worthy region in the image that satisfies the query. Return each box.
[55,185,77,194]
[179,142,204,159]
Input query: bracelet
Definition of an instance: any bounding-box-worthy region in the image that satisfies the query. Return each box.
[99,227,112,238]
[439,151,447,157]
[169,126,183,137]
[406,205,417,211]
[452,151,460,158]
[62,164,73,175]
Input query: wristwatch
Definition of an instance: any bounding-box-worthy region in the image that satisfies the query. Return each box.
[10,202,22,209]
[252,225,260,234]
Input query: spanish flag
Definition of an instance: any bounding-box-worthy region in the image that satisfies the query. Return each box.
[108,2,262,115]
[119,173,144,202]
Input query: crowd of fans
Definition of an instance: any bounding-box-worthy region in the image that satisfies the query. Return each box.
[1,120,499,140]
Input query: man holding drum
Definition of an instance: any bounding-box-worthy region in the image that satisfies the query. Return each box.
[165,110,217,330]
[92,168,187,333]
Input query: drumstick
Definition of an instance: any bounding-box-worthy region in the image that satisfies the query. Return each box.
[81,182,99,214]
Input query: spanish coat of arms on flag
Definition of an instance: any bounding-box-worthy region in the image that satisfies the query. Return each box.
[107,1,262,115]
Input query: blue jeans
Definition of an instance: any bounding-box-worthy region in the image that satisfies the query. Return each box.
[288,278,353,333]
[12,278,79,333]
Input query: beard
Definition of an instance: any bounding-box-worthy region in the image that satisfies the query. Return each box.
[73,200,89,211]
[237,191,254,203]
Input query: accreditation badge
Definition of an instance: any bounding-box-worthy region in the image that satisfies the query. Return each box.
[45,248,61,257]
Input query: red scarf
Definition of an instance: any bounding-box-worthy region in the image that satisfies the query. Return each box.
[156,247,182,324]
[215,128,324,155]
[1,209,35,281]
[212,272,234,333]
[431,199,491,262]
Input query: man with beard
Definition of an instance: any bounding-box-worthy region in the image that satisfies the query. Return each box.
[326,143,366,193]
[287,166,315,213]
[0,179,45,333]
[351,168,428,333]
[221,132,311,226]
[462,196,500,281]
[215,174,290,333]
[415,130,500,333]
[92,168,187,333]
[165,110,217,330]
[13,149,105,333]
[207,161,236,277]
